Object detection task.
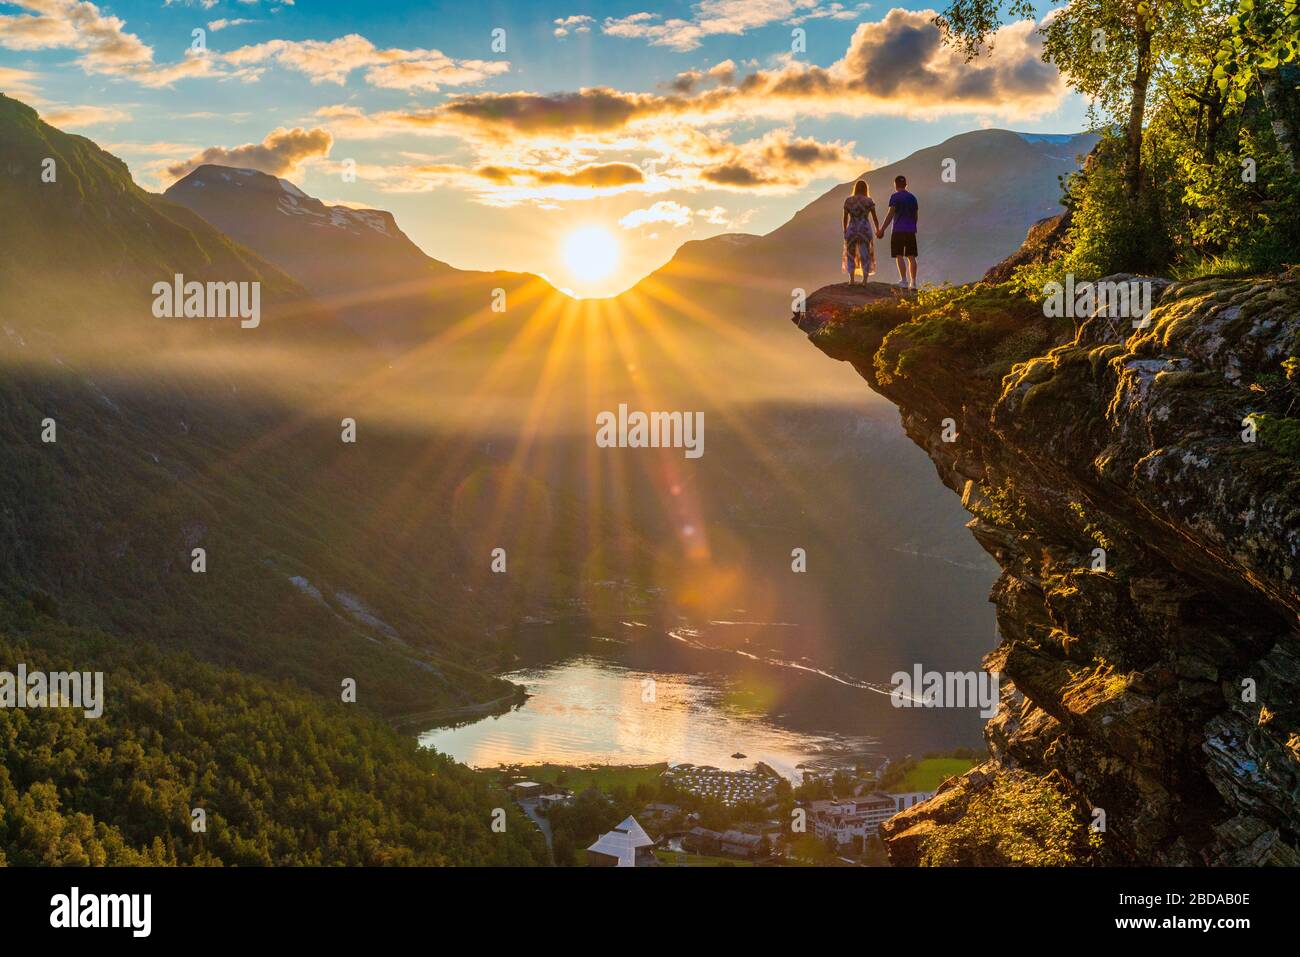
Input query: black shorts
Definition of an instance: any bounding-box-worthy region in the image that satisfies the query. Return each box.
[890,231,918,258]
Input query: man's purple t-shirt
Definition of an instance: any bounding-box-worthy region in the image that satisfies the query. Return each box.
[889,190,919,233]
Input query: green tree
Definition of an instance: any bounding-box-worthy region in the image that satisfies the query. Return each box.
[1211,0,1300,168]
[936,0,1174,200]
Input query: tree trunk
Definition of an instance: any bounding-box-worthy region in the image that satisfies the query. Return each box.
[1258,65,1300,174]
[1125,25,1152,200]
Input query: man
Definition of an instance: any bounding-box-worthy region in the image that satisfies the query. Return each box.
[877,174,919,290]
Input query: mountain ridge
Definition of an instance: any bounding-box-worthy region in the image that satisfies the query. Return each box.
[163,162,559,349]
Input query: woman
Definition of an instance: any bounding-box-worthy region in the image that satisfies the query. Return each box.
[842,180,879,284]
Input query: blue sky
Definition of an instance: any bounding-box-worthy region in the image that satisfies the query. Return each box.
[2,0,1088,294]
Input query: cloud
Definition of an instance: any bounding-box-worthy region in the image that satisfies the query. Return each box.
[207,18,258,32]
[340,122,862,208]
[39,103,129,126]
[0,0,237,85]
[668,59,736,93]
[4,69,131,128]
[106,140,202,155]
[351,159,647,204]
[0,65,40,99]
[619,200,695,229]
[698,128,866,190]
[301,8,1063,212]
[135,51,234,88]
[554,15,594,37]
[334,9,1065,150]
[789,2,870,25]
[696,205,752,227]
[602,0,857,51]
[0,3,506,91]
[0,0,151,73]
[223,34,509,91]
[475,162,645,188]
[834,9,1060,107]
[618,200,753,230]
[436,88,671,139]
[300,9,1062,209]
[163,126,333,182]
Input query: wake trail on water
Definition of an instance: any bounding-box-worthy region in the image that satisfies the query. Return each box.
[659,625,901,699]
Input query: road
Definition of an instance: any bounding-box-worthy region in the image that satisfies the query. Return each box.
[517,799,554,863]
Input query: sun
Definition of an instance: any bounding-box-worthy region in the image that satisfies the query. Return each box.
[562,226,619,284]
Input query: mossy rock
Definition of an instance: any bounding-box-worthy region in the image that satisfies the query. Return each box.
[1247,413,1300,461]
[915,769,1102,866]
[876,283,1050,387]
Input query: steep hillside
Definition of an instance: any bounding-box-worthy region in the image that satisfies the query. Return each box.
[795,273,1300,865]
[0,95,360,358]
[0,606,547,865]
[0,94,557,865]
[0,93,537,717]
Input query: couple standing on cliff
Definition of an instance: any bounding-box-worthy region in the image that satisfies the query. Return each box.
[842,174,919,290]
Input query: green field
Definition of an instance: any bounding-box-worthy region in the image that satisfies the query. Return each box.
[896,758,976,792]
[495,763,669,794]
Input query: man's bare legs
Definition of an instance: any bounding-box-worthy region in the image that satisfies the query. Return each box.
[894,255,917,289]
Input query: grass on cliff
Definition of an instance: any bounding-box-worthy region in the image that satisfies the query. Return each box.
[810,283,1056,386]
[918,771,1102,866]
[868,284,1061,391]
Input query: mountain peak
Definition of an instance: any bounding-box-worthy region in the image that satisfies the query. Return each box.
[169,164,399,240]
[181,164,308,198]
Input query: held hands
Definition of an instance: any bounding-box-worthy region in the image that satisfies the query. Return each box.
[876,228,884,239]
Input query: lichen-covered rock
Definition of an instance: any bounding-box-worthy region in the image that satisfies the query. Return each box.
[796,270,1300,865]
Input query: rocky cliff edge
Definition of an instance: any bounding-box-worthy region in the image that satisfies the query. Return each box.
[795,274,1300,865]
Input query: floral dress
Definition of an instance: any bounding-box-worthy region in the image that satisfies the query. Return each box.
[842,194,877,279]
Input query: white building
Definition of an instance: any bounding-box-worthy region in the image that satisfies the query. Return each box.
[587,816,657,867]
[810,794,899,845]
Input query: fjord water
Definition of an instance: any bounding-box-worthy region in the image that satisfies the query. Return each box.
[422,582,995,778]
[422,403,1000,778]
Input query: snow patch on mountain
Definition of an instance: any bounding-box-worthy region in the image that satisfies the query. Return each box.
[1015,132,1078,144]
[268,188,392,237]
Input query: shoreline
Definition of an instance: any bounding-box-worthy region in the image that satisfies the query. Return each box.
[392,684,529,735]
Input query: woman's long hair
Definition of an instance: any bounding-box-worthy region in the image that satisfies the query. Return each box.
[852,180,869,196]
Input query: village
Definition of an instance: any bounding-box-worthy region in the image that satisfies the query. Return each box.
[497,751,977,866]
